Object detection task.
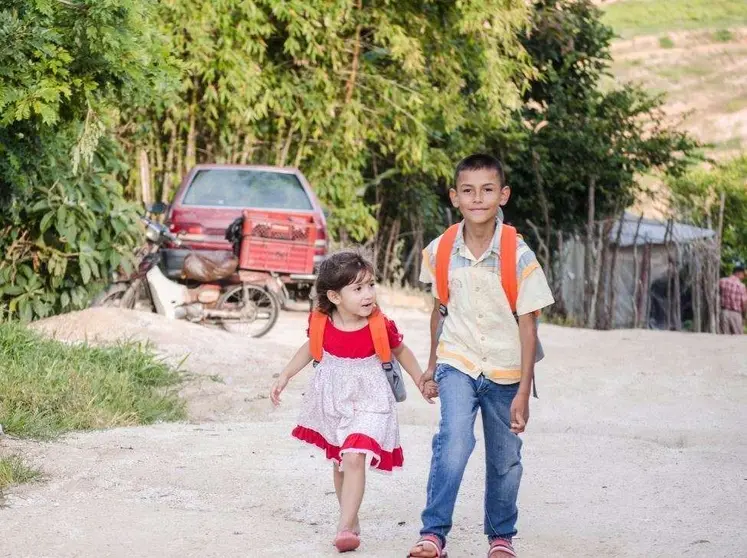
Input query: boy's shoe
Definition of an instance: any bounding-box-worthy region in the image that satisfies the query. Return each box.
[488,538,517,557]
[407,534,447,557]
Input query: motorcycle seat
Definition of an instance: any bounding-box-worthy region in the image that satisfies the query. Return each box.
[182,252,238,282]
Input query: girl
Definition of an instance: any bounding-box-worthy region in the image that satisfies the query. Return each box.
[271,250,436,553]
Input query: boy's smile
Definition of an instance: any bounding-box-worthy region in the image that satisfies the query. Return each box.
[450,167,510,225]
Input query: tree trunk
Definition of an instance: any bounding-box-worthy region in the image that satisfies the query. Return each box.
[278,126,295,167]
[139,149,152,206]
[531,149,552,282]
[161,130,177,203]
[344,0,363,106]
[185,93,197,172]
[383,218,401,283]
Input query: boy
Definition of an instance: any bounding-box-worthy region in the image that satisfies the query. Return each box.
[408,154,554,558]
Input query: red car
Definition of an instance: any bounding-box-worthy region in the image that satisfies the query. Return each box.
[163,164,329,305]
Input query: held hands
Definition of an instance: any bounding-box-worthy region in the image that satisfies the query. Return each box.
[417,365,439,404]
[270,373,289,406]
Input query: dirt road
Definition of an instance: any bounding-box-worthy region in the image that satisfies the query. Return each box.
[2,305,746,557]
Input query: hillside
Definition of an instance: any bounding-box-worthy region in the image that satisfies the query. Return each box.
[602,0,747,156]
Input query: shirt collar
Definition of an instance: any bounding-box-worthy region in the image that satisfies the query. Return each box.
[453,208,504,258]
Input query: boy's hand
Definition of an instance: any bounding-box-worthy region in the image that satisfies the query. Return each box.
[510,393,530,434]
[418,365,436,388]
[270,374,289,406]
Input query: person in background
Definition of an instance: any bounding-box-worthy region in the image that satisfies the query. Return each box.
[719,263,747,335]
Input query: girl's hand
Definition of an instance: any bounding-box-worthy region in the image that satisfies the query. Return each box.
[270,374,289,406]
[421,380,438,403]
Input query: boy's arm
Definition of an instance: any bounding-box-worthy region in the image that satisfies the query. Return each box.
[270,341,313,406]
[512,312,538,433]
[393,343,435,404]
[425,297,441,379]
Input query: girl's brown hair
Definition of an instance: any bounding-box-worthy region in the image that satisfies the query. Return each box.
[315,250,375,314]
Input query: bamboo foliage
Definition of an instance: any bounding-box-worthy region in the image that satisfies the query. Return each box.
[120,0,533,242]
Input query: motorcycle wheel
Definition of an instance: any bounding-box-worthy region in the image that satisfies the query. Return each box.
[217,285,280,338]
[91,283,137,309]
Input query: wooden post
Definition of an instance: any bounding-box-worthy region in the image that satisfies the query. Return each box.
[642,241,653,329]
[607,212,626,329]
[584,176,596,324]
[714,192,726,333]
[631,214,644,328]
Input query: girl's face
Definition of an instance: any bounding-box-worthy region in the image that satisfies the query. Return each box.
[328,271,377,318]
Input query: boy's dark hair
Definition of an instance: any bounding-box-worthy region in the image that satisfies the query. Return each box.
[453,153,506,189]
[315,250,375,314]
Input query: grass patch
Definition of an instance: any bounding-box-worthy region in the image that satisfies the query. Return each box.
[602,0,747,39]
[713,136,743,152]
[0,322,185,439]
[724,97,747,113]
[654,63,711,83]
[712,28,734,42]
[659,35,676,49]
[0,454,42,489]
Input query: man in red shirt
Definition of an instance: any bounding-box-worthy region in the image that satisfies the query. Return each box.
[719,264,747,334]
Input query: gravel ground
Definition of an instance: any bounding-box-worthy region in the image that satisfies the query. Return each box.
[1,304,745,557]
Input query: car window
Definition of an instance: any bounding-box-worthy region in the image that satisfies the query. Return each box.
[181,169,313,210]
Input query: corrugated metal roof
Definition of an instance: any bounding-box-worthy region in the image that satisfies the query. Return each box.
[609,212,715,247]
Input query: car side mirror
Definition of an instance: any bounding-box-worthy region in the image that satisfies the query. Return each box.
[147,202,169,215]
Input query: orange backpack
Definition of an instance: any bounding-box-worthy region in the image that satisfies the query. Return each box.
[434,221,543,397]
[435,222,518,316]
[308,308,406,401]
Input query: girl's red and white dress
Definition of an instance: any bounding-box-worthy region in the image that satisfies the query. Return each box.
[292,314,404,472]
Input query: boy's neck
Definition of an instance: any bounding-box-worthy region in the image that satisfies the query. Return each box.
[463,217,498,242]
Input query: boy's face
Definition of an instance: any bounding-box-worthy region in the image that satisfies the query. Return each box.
[450,168,510,226]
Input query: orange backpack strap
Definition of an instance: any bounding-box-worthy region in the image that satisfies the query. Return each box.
[308,311,328,362]
[500,224,518,313]
[435,223,460,316]
[368,307,393,367]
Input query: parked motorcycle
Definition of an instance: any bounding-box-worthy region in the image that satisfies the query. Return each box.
[92,204,281,338]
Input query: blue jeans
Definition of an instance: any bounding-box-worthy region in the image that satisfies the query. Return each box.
[420,364,523,547]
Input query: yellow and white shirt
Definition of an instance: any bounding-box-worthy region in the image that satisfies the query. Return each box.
[420,216,554,384]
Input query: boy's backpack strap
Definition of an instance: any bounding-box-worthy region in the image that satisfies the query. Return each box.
[368,307,393,369]
[500,224,518,313]
[308,310,328,363]
[435,223,460,316]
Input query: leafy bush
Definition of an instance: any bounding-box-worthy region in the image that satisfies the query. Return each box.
[0,142,142,321]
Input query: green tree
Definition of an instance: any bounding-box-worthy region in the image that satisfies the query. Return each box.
[668,155,747,272]
[0,0,174,320]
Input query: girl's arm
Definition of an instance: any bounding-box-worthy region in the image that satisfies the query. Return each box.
[393,343,435,404]
[270,341,313,406]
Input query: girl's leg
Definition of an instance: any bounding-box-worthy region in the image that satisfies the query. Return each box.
[338,452,366,533]
[333,462,360,534]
